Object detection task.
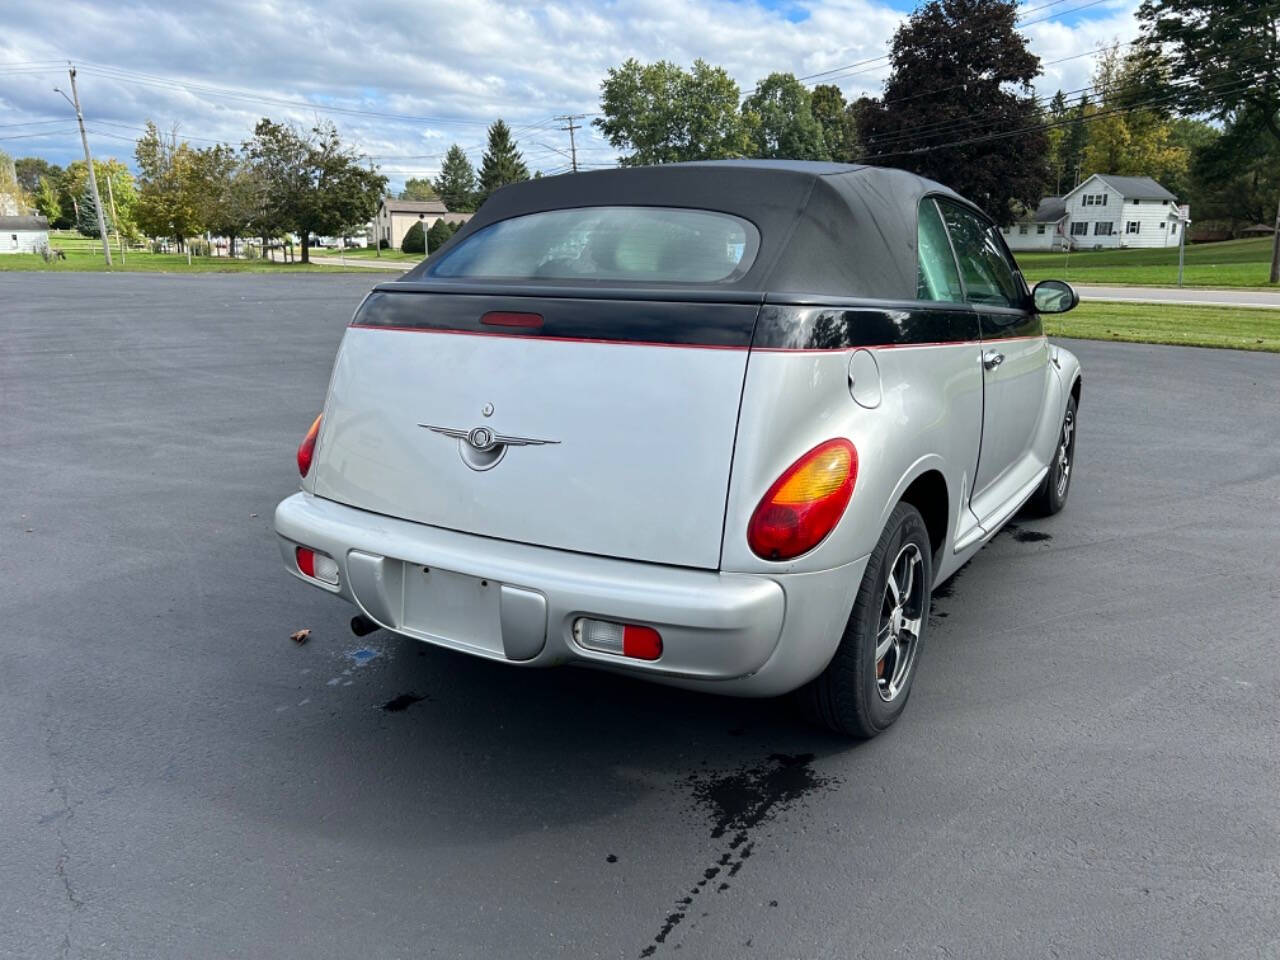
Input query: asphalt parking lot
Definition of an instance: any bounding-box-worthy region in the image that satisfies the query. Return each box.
[3,272,1278,960]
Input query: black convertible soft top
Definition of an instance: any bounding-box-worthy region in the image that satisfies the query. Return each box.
[395,161,970,302]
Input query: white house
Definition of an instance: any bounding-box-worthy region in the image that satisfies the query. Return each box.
[372,198,472,250]
[0,215,50,254]
[1059,174,1182,250]
[1001,197,1069,251]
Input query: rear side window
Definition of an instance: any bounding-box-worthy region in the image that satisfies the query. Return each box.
[916,198,964,302]
[425,206,760,284]
[936,200,1024,308]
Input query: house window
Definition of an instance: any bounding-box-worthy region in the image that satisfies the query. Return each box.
[1170,222,1178,235]
[1126,221,1141,234]
[1070,221,1089,236]
[1037,224,1046,235]
[1133,199,1140,206]
[1095,222,1114,236]
[9,234,16,248]
[1019,225,1028,235]
[1100,194,1107,206]
[1082,195,1092,207]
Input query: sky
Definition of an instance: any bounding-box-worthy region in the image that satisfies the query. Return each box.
[1,0,1140,191]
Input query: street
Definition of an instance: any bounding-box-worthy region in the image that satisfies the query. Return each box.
[1076,284,1280,309]
[2,272,1278,959]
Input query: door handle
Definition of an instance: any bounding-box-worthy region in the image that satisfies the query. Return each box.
[982,350,1005,370]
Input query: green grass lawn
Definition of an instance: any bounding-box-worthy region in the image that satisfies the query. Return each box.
[0,250,364,273]
[1018,237,1277,289]
[314,247,423,262]
[1046,300,1280,353]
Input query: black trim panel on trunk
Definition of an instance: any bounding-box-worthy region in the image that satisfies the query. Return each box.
[352,290,761,348]
[751,304,981,350]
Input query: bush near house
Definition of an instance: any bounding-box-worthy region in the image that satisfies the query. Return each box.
[401,221,425,254]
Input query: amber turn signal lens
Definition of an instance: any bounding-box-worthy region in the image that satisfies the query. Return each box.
[747,439,857,561]
[297,414,322,477]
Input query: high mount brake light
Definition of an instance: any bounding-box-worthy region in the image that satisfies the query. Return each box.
[297,414,322,477]
[747,439,857,561]
[481,311,544,328]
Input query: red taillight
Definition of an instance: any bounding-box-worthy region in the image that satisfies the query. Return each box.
[295,546,340,584]
[297,414,322,477]
[622,625,663,661]
[481,311,544,329]
[747,438,857,561]
[296,546,316,578]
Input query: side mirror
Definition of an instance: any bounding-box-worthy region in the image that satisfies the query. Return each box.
[1032,280,1078,314]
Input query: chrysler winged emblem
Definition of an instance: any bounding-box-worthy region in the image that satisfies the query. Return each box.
[418,423,559,453]
[419,409,558,471]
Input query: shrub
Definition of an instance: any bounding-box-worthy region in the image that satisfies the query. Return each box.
[401,221,426,254]
[427,218,455,253]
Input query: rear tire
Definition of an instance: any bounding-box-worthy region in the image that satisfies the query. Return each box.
[797,503,933,738]
[1026,394,1077,517]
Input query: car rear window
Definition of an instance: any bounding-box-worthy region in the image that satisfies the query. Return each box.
[425,206,760,284]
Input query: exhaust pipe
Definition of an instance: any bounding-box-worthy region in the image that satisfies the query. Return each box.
[350,615,380,637]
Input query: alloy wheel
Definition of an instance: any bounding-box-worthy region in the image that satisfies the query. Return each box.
[875,542,925,702]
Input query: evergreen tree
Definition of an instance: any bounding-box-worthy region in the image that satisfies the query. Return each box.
[477,120,529,207]
[401,220,426,254]
[433,145,477,212]
[76,182,111,238]
[426,218,454,253]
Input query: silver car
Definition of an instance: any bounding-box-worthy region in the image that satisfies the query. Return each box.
[275,160,1082,737]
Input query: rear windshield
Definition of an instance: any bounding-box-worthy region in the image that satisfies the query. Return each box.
[425,206,760,284]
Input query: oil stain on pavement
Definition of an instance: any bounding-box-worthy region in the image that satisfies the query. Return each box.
[639,753,837,957]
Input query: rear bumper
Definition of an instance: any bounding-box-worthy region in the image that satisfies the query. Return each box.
[275,493,865,696]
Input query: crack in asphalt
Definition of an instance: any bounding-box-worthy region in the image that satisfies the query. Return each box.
[43,702,84,960]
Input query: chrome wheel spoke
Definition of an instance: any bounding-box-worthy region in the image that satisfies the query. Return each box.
[874,631,895,663]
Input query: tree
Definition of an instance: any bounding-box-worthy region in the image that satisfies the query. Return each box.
[244,118,387,263]
[595,58,749,165]
[426,218,457,253]
[811,84,861,163]
[0,150,23,215]
[34,176,62,223]
[400,177,438,201]
[1080,45,1189,189]
[14,157,60,196]
[433,145,477,212]
[402,220,426,254]
[742,73,828,160]
[477,120,529,206]
[135,122,204,247]
[1188,113,1276,232]
[76,183,111,238]
[858,0,1049,223]
[1137,0,1280,278]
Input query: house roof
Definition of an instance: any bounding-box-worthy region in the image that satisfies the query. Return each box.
[382,198,449,214]
[1032,196,1067,223]
[1072,174,1177,201]
[0,215,49,230]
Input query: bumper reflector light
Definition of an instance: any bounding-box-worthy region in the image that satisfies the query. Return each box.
[573,618,663,661]
[295,546,339,585]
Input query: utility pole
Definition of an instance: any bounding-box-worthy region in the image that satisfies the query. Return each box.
[555,114,588,173]
[104,172,125,265]
[1178,204,1192,288]
[56,65,111,266]
[1270,195,1280,284]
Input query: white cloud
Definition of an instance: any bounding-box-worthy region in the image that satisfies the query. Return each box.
[0,0,1143,186]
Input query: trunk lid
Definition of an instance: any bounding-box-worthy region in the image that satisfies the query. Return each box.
[312,289,760,569]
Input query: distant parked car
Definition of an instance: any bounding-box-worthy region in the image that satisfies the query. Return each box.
[275,161,1082,737]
